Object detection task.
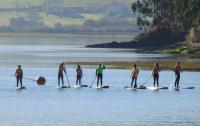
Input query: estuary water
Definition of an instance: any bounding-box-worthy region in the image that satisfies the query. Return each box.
[0,33,199,126]
[0,33,174,67]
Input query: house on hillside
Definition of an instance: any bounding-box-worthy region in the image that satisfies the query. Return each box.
[85,3,105,13]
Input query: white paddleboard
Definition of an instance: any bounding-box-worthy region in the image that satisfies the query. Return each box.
[73,85,81,88]
[126,87,137,90]
[147,87,159,90]
[73,85,89,88]
[93,85,110,89]
[57,85,70,89]
[125,86,146,90]
[147,86,168,90]
[174,87,180,90]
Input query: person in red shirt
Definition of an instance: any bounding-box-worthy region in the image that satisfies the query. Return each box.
[15,65,23,87]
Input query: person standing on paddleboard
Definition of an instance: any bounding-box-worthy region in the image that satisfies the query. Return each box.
[173,62,182,88]
[15,65,23,87]
[131,64,139,88]
[76,65,83,86]
[96,64,105,87]
[58,63,67,87]
[152,62,160,87]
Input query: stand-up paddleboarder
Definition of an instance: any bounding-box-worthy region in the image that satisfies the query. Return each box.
[152,62,160,87]
[96,64,105,87]
[131,64,139,88]
[15,65,23,87]
[58,63,66,87]
[76,65,83,86]
[173,62,182,88]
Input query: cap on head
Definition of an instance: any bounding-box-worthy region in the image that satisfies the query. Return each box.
[18,65,21,68]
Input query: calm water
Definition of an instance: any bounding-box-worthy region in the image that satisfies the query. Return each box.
[0,33,174,68]
[0,33,199,126]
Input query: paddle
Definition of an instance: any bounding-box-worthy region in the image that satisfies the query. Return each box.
[65,72,71,87]
[139,75,152,88]
[90,75,96,88]
[10,75,46,85]
[169,75,176,88]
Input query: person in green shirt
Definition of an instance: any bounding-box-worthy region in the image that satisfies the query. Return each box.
[96,64,105,87]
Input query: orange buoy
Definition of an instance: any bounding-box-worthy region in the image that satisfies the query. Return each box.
[36,76,46,85]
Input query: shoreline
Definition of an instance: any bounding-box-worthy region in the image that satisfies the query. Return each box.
[65,60,200,71]
[0,32,135,36]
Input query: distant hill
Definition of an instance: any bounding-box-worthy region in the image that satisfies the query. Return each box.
[0,1,138,33]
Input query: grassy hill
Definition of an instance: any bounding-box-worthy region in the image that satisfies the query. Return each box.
[0,0,137,32]
[0,11,103,27]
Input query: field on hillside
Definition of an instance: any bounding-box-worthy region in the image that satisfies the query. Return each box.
[0,12,104,27]
[0,0,136,29]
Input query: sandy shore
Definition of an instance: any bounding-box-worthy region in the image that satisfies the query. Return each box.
[65,60,200,71]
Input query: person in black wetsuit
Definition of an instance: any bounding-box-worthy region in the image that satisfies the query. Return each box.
[58,63,66,87]
[152,62,160,87]
[173,62,182,88]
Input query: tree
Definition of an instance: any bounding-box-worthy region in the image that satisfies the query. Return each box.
[132,0,200,31]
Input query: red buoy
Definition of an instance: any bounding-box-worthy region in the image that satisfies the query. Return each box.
[36,76,46,85]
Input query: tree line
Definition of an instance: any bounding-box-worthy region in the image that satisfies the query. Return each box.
[132,0,200,31]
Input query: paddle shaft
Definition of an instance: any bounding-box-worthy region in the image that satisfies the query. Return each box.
[140,75,152,87]
[65,72,71,87]
[170,75,177,87]
[10,75,36,82]
[90,75,96,88]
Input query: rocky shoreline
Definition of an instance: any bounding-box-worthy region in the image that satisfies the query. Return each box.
[86,26,186,50]
[86,25,200,56]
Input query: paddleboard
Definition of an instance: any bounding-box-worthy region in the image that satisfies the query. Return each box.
[173,87,195,90]
[73,85,88,88]
[93,85,110,89]
[124,86,146,90]
[174,87,180,90]
[159,87,168,89]
[183,87,195,89]
[16,86,26,90]
[147,87,168,90]
[81,85,89,87]
[57,85,70,89]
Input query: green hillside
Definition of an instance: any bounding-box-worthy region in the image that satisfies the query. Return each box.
[0,11,103,27]
[0,0,137,31]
